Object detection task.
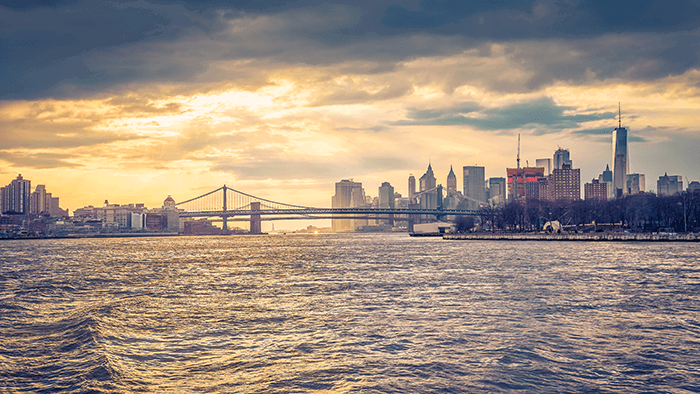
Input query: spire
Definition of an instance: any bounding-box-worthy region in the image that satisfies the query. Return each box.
[618,102,621,129]
[448,165,455,177]
[606,164,610,171]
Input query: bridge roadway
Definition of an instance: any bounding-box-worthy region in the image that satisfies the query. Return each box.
[179,207,479,217]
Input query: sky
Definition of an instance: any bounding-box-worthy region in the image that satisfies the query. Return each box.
[1,1,699,230]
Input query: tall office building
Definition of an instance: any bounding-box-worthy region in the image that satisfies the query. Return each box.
[408,174,416,203]
[419,163,438,212]
[446,166,457,192]
[1,174,31,215]
[463,166,485,209]
[30,185,48,215]
[536,158,552,176]
[378,182,395,226]
[612,106,629,198]
[332,179,366,232]
[378,182,395,209]
[626,174,645,195]
[553,148,572,170]
[488,177,506,205]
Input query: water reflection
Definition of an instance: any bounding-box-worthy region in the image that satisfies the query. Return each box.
[1,235,699,392]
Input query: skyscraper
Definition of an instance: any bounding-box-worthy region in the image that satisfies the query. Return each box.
[536,158,552,176]
[612,105,629,198]
[463,166,485,209]
[332,179,366,232]
[378,182,395,209]
[553,148,572,170]
[378,182,395,226]
[408,174,416,203]
[488,177,506,205]
[1,174,31,215]
[626,174,645,195]
[446,166,457,192]
[418,163,437,212]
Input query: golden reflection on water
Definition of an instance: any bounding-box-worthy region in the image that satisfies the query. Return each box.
[1,235,699,392]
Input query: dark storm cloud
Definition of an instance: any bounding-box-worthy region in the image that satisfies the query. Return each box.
[394,98,615,134]
[2,0,700,99]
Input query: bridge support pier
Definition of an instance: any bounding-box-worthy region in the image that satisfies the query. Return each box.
[222,215,228,235]
[250,202,262,234]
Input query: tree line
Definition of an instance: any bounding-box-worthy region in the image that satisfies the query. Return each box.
[455,192,700,233]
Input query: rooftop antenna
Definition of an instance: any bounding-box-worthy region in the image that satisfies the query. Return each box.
[517,133,521,169]
[618,102,621,128]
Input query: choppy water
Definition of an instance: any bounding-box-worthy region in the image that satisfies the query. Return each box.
[1,234,699,393]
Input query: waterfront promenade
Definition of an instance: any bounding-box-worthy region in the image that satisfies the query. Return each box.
[444,232,700,242]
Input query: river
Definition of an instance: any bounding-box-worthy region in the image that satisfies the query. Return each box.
[1,234,699,392]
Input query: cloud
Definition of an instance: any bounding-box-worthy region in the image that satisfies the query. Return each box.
[3,1,700,100]
[0,151,82,169]
[393,97,615,134]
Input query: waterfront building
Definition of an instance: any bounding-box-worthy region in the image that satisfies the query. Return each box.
[184,219,221,235]
[332,179,367,232]
[463,166,485,209]
[553,148,572,170]
[536,158,552,176]
[1,174,31,215]
[657,173,683,197]
[584,178,608,201]
[626,173,645,195]
[612,110,629,198]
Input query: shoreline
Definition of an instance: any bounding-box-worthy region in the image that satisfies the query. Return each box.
[443,232,700,242]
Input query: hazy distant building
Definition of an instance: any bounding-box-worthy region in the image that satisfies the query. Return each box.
[419,163,438,214]
[657,173,683,197]
[446,166,457,192]
[598,165,614,200]
[463,166,485,209]
[488,177,506,205]
[378,182,395,209]
[626,173,645,195]
[1,174,31,215]
[688,181,700,194]
[536,158,552,176]
[612,114,629,198]
[332,179,366,232]
[408,174,416,203]
[553,148,572,170]
[584,178,608,201]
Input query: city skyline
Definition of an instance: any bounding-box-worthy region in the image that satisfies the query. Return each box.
[2,2,699,215]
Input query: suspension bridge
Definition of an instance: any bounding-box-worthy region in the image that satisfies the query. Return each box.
[175,185,479,233]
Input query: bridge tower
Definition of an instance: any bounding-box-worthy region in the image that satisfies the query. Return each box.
[250,201,262,234]
[222,185,228,234]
